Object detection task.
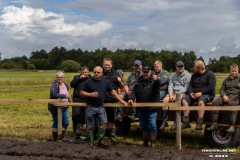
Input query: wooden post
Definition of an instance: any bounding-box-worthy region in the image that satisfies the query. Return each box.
[176,92,182,149]
[57,106,62,140]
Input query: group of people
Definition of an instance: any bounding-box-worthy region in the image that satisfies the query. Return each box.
[48,58,240,148]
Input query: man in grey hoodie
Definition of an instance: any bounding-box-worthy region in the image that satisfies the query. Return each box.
[162,61,191,131]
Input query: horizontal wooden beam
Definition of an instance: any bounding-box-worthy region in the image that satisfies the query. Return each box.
[0,99,61,103]
[50,102,178,107]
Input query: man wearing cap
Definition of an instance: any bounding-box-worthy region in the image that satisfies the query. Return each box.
[182,60,216,130]
[163,61,191,131]
[128,65,160,147]
[124,60,143,121]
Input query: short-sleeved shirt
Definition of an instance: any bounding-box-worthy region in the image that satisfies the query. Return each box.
[81,77,113,106]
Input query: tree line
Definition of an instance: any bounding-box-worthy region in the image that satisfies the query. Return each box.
[0,46,239,73]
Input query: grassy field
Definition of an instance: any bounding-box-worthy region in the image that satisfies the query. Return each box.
[0,70,239,151]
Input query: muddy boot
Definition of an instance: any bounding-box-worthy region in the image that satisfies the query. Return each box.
[206,112,219,131]
[150,132,157,148]
[170,121,176,131]
[181,116,190,130]
[159,114,168,131]
[109,128,117,143]
[88,131,95,146]
[227,111,237,133]
[142,131,149,147]
[52,132,58,141]
[97,128,109,148]
[196,118,203,130]
[75,124,82,139]
[61,130,68,141]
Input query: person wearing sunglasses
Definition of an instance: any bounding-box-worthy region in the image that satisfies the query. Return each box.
[80,66,127,148]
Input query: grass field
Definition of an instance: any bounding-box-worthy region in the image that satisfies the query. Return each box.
[0,70,239,151]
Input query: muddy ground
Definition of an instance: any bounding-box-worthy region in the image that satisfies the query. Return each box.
[0,138,239,160]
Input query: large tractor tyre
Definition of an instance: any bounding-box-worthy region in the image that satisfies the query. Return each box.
[204,125,240,148]
[116,117,132,136]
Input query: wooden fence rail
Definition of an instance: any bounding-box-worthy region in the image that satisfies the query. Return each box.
[1,94,240,150]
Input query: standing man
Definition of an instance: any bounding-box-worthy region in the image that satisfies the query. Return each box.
[102,58,124,143]
[128,65,160,147]
[154,60,170,130]
[207,63,240,133]
[70,66,91,139]
[124,60,143,121]
[182,60,216,130]
[80,66,127,147]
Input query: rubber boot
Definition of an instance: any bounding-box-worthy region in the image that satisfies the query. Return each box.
[181,116,190,130]
[97,128,109,148]
[142,131,149,147]
[88,131,95,146]
[109,128,117,143]
[52,132,58,141]
[75,123,83,139]
[206,112,219,131]
[227,111,237,133]
[170,121,176,131]
[159,113,168,131]
[196,118,203,130]
[61,130,67,141]
[150,132,157,148]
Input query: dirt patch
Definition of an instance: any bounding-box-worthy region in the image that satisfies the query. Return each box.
[0,139,238,160]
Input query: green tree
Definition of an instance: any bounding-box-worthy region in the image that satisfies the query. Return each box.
[60,60,81,72]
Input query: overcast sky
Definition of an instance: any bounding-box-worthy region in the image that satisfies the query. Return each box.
[0,0,240,64]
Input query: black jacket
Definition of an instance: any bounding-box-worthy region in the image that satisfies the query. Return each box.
[70,74,92,102]
[102,69,121,102]
[129,75,160,110]
[187,68,216,97]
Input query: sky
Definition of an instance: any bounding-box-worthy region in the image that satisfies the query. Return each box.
[0,0,240,64]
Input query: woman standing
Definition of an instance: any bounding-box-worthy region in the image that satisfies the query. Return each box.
[48,71,71,141]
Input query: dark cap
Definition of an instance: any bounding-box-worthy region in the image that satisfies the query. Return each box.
[117,69,124,75]
[134,60,142,66]
[175,61,184,67]
[142,65,151,72]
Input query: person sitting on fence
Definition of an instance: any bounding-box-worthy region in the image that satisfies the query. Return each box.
[182,60,216,130]
[128,65,160,148]
[48,71,71,141]
[124,60,143,122]
[154,60,170,131]
[70,66,92,139]
[80,66,127,148]
[163,61,191,131]
[207,63,240,133]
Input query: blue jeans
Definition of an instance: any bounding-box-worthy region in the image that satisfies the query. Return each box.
[138,110,157,132]
[159,91,166,100]
[51,107,70,129]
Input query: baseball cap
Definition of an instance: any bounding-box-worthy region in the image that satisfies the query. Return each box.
[175,61,184,67]
[142,65,151,72]
[134,60,142,66]
[117,69,124,75]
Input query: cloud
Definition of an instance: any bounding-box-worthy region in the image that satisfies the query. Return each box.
[0,5,112,39]
[203,37,240,63]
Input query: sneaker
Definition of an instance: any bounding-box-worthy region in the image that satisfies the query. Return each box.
[128,114,135,123]
[181,122,191,130]
[170,122,176,131]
